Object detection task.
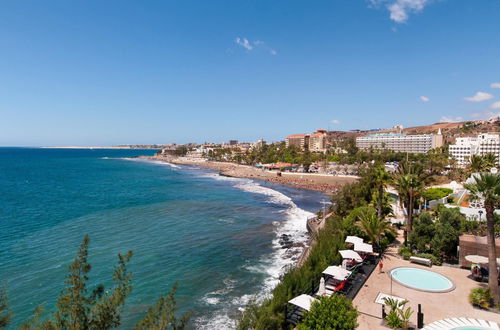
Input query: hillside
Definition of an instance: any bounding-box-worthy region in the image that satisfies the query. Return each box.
[328,118,500,144]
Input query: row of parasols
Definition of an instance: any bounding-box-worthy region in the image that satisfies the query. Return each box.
[287,236,375,321]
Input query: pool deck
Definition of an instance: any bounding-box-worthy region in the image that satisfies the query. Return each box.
[353,231,500,329]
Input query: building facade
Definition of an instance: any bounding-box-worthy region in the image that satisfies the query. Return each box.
[448,133,500,165]
[309,129,327,153]
[285,134,310,150]
[355,130,443,154]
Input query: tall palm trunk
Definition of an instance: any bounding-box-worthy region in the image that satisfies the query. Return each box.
[407,193,413,233]
[378,184,383,219]
[485,203,499,303]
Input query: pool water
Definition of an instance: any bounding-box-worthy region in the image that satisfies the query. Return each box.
[390,267,454,292]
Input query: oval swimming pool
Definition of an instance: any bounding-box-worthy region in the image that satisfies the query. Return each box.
[390,267,455,292]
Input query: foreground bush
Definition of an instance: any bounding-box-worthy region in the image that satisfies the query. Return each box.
[469,287,493,309]
[2,236,190,329]
[297,295,358,330]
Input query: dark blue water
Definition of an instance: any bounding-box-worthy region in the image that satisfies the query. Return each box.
[0,148,326,329]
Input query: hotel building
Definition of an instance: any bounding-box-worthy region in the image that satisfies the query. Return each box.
[355,130,443,154]
[448,133,500,165]
[309,129,328,153]
[285,134,310,150]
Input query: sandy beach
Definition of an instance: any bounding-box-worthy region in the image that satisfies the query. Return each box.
[143,155,358,194]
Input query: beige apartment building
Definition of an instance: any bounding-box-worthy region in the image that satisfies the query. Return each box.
[355,130,443,154]
[309,129,328,152]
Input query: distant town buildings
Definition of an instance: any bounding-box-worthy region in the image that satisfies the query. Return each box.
[448,133,500,165]
[309,129,328,152]
[285,134,310,150]
[285,129,328,152]
[355,130,443,154]
[251,139,266,149]
[228,140,238,146]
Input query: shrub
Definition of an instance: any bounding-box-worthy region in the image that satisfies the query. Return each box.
[384,229,397,244]
[421,188,453,201]
[469,288,493,309]
[414,253,441,266]
[379,237,390,251]
[398,246,411,256]
[298,295,358,330]
[401,251,412,260]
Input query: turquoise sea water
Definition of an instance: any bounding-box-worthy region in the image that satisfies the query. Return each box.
[0,148,326,328]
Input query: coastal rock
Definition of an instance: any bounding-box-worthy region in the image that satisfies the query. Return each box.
[278,234,294,249]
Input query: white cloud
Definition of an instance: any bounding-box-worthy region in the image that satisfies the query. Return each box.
[331,119,341,124]
[235,37,253,51]
[491,101,500,109]
[464,91,494,102]
[234,38,277,55]
[491,82,500,89]
[440,116,463,123]
[369,0,432,23]
[420,96,429,102]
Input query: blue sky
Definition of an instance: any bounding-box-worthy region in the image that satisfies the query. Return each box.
[0,0,499,146]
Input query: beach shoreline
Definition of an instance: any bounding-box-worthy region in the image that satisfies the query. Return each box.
[141,155,358,195]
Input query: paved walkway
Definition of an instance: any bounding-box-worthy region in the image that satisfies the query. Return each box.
[353,231,500,329]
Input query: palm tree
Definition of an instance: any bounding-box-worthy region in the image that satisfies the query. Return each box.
[394,174,423,235]
[358,211,392,249]
[464,173,500,304]
[467,154,485,174]
[482,153,498,172]
[372,166,392,219]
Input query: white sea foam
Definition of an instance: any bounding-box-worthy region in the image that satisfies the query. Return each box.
[194,174,314,329]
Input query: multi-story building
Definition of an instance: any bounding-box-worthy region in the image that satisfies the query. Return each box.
[355,130,443,154]
[309,129,328,153]
[285,134,310,150]
[448,133,500,166]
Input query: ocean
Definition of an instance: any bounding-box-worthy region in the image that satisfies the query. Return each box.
[0,148,327,329]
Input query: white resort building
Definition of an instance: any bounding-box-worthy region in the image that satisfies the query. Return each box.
[355,130,443,154]
[448,133,500,166]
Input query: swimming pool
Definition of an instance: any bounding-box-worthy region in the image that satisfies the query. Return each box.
[390,267,455,292]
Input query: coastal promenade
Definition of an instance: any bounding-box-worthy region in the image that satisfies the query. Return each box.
[144,155,358,194]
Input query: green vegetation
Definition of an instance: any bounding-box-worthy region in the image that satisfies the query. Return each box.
[465,173,500,304]
[469,288,493,309]
[237,164,399,329]
[174,145,189,156]
[297,295,358,330]
[383,297,413,330]
[1,236,190,330]
[421,188,453,202]
[466,154,498,174]
[406,208,466,264]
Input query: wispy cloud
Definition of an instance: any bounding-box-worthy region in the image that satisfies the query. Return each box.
[331,119,341,124]
[419,96,429,102]
[491,101,500,110]
[369,0,433,23]
[491,82,500,89]
[234,37,277,55]
[440,116,463,123]
[235,37,253,51]
[464,91,494,102]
